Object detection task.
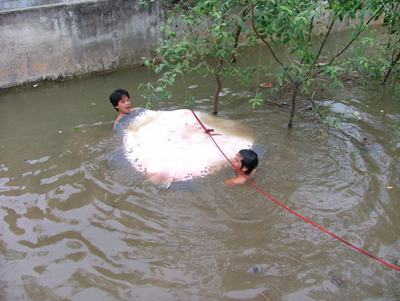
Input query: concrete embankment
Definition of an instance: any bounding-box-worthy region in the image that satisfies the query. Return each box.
[0,0,168,90]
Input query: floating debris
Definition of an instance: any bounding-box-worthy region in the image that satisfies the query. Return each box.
[387,186,393,189]
[260,82,272,88]
[91,102,97,105]
[33,84,39,88]
[329,271,344,285]
[188,85,198,89]
[261,290,270,301]
[332,276,344,285]
[362,138,373,146]
[352,111,362,119]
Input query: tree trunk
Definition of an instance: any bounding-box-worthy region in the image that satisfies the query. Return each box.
[213,56,223,115]
[288,82,300,127]
[231,25,242,64]
[382,51,400,83]
[232,8,249,64]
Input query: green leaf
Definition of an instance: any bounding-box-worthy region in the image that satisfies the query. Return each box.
[279,6,293,16]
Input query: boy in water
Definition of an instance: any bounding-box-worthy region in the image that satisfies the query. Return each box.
[224,149,258,186]
[109,88,140,128]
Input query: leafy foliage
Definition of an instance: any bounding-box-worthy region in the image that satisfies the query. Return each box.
[135,0,399,126]
[351,0,400,91]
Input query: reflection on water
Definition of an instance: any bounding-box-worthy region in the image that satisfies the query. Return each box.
[0,63,399,300]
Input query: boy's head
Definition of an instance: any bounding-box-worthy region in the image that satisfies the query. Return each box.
[238,149,258,175]
[110,89,130,111]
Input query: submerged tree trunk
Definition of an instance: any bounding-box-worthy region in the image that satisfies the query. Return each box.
[213,56,223,115]
[288,82,301,127]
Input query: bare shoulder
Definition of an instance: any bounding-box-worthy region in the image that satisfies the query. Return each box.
[113,116,122,128]
[224,169,257,187]
[224,175,247,187]
[113,112,126,128]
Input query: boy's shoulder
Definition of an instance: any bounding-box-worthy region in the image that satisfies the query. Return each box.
[224,175,247,186]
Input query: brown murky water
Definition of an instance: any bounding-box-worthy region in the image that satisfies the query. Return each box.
[1,58,400,300]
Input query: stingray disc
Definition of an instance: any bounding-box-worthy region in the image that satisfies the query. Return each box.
[122,109,254,183]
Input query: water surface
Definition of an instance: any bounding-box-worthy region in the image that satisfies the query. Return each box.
[0,62,400,300]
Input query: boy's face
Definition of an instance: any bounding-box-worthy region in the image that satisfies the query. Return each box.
[231,153,243,171]
[115,95,131,114]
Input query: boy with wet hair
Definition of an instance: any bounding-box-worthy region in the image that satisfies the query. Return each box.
[110,88,130,111]
[109,88,140,128]
[224,149,258,186]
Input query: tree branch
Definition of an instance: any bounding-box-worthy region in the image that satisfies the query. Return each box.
[332,5,384,61]
[250,3,284,67]
[306,13,337,77]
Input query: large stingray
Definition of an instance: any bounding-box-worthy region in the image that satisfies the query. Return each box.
[110,108,264,188]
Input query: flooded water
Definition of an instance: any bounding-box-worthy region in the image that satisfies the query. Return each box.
[1,60,400,301]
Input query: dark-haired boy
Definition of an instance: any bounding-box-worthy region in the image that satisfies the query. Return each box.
[109,88,140,128]
[224,149,258,186]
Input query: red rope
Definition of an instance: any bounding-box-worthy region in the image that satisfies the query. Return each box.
[190,110,220,136]
[190,109,400,272]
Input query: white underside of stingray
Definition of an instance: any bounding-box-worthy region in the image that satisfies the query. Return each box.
[122,109,254,185]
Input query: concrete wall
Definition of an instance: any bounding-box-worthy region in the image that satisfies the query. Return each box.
[0,0,87,11]
[0,0,167,90]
